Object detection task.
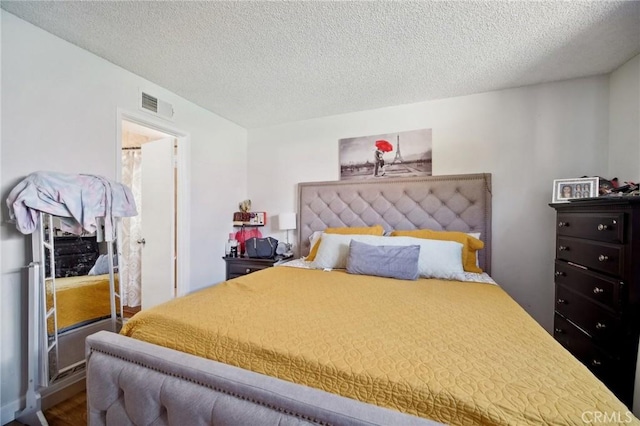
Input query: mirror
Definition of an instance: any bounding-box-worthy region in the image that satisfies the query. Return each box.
[39,213,122,385]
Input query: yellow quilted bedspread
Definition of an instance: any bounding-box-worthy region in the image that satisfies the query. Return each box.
[47,274,118,332]
[122,267,637,425]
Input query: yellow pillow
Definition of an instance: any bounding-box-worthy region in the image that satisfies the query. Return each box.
[306,225,385,261]
[390,229,484,273]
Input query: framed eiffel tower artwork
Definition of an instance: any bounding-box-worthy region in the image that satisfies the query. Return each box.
[339,128,432,180]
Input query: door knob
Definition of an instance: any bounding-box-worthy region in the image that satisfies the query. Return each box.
[137,238,146,245]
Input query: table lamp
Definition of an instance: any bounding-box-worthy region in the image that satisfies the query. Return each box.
[278,213,296,255]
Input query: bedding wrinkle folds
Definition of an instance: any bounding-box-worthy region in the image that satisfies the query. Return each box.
[121,267,637,426]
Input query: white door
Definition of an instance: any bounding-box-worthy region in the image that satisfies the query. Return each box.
[140,137,175,309]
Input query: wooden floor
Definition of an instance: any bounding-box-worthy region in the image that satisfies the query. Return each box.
[9,309,141,425]
[9,390,87,426]
[44,391,87,426]
[123,305,141,318]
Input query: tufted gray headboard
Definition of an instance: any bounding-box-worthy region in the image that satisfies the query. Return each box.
[298,173,492,274]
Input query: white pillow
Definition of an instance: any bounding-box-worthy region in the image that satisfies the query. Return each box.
[88,254,110,275]
[312,234,465,280]
[308,231,323,250]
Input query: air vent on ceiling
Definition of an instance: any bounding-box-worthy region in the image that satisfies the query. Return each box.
[139,90,174,121]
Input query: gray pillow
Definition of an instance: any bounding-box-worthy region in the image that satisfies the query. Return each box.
[346,240,420,280]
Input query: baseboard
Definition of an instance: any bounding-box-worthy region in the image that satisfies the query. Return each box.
[1,372,85,425]
[1,396,23,425]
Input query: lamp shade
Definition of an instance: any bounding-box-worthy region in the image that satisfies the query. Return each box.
[278,212,297,231]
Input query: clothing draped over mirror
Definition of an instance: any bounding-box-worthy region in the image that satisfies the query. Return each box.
[7,171,137,240]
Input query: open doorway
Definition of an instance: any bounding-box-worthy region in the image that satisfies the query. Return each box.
[117,110,191,313]
[120,120,176,314]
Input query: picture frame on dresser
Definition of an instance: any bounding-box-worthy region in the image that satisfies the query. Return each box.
[552,177,599,203]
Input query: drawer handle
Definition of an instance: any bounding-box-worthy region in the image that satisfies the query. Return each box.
[598,255,608,262]
[245,268,251,273]
[595,322,606,330]
[559,246,569,251]
[558,221,569,227]
[557,298,567,304]
[591,359,602,367]
[554,271,565,277]
[597,224,609,231]
[593,287,604,294]
[554,328,564,334]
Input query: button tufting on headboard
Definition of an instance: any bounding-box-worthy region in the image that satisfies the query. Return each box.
[298,174,492,274]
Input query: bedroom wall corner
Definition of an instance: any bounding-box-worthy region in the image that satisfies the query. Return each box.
[247,75,610,335]
[608,54,640,183]
[0,10,248,422]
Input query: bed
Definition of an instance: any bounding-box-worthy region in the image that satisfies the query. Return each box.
[48,274,119,333]
[86,174,637,425]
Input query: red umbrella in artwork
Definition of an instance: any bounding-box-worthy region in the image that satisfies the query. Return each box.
[375,140,393,152]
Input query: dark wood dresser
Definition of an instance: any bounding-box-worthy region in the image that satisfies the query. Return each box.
[551,197,640,407]
[45,235,99,278]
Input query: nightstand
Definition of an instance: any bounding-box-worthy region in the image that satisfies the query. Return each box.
[223,256,290,280]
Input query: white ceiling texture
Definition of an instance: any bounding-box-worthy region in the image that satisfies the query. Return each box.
[2,1,639,128]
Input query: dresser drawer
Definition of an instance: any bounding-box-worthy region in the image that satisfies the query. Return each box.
[556,285,622,346]
[554,261,621,311]
[228,262,270,276]
[557,237,623,277]
[556,212,625,243]
[553,314,619,385]
[54,240,98,255]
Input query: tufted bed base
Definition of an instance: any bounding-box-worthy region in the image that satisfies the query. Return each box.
[86,331,440,426]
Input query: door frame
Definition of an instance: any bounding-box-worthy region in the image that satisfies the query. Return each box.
[116,108,191,300]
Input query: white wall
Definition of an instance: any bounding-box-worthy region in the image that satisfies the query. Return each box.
[247,76,610,332]
[0,11,247,422]
[609,54,640,417]
[609,54,640,183]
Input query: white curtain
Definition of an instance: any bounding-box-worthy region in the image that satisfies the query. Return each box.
[121,150,143,307]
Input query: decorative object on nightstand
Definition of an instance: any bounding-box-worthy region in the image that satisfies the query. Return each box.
[231,202,266,255]
[239,199,251,212]
[225,233,239,257]
[245,236,278,259]
[278,212,296,256]
[550,197,640,407]
[233,211,267,226]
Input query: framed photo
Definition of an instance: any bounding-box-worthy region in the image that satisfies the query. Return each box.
[552,177,599,203]
[339,128,432,180]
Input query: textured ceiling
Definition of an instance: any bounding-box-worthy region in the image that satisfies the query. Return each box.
[2,1,639,128]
